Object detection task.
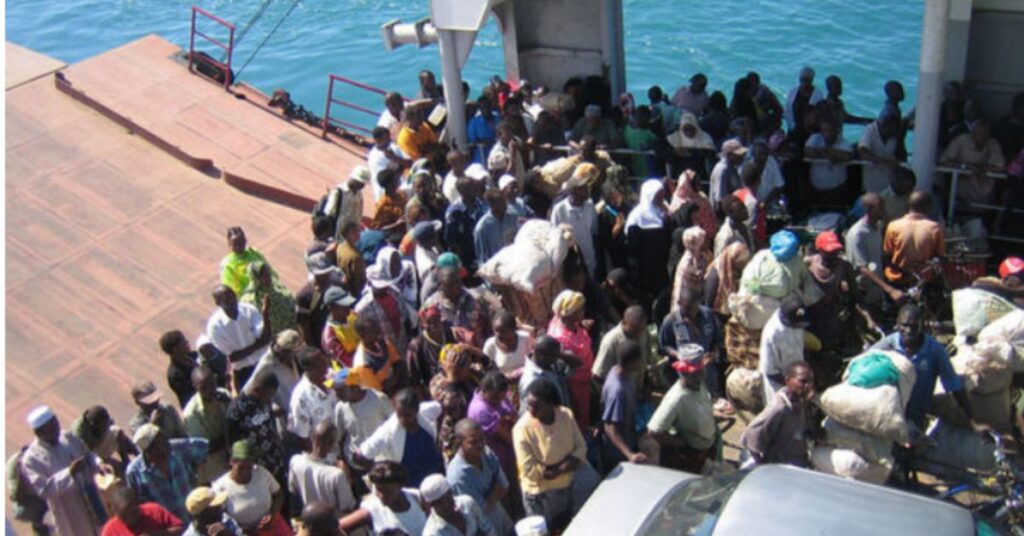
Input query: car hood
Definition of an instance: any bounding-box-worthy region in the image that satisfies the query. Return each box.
[713,465,976,536]
[563,463,699,536]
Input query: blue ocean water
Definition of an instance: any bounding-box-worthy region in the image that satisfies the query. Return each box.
[6,0,923,136]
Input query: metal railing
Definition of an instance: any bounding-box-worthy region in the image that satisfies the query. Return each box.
[322,75,397,139]
[189,6,236,90]
[935,165,1009,222]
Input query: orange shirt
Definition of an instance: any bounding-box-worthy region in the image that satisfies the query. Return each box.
[883,213,946,284]
[396,124,438,161]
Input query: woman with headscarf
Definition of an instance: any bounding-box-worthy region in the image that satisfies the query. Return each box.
[667,113,716,179]
[429,343,488,460]
[547,290,594,430]
[671,226,711,307]
[626,179,673,309]
[670,169,718,242]
[240,260,297,338]
[704,241,752,318]
[368,246,419,310]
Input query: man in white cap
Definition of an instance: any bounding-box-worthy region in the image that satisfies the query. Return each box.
[20,405,103,536]
[499,173,534,220]
[708,139,748,211]
[784,66,824,132]
[419,473,495,536]
[127,380,187,439]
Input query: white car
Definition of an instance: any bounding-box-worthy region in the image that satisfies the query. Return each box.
[564,463,980,535]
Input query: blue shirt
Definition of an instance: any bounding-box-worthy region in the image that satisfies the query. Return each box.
[125,438,209,523]
[467,111,499,163]
[600,367,638,466]
[473,210,518,264]
[446,448,508,509]
[871,333,964,426]
[401,425,444,488]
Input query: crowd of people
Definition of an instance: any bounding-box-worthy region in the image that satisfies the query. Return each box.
[8,66,1024,536]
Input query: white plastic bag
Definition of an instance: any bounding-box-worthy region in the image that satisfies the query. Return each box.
[820,383,909,443]
[952,288,1016,338]
[822,418,894,463]
[811,445,893,485]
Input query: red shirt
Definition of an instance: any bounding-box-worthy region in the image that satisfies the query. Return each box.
[101,502,182,536]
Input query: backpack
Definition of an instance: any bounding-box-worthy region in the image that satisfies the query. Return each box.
[311,186,345,230]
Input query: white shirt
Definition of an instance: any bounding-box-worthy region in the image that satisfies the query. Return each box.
[212,465,280,528]
[483,332,534,375]
[334,389,393,462]
[805,133,854,191]
[367,143,406,201]
[423,494,496,536]
[288,376,338,439]
[361,489,427,535]
[415,245,440,282]
[442,171,464,204]
[287,453,356,515]
[338,183,364,229]
[377,110,402,140]
[358,405,439,462]
[753,155,785,201]
[758,312,805,402]
[550,198,598,275]
[844,216,883,274]
[206,303,266,369]
[858,122,899,193]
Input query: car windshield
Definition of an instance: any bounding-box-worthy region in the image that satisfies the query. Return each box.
[637,470,748,536]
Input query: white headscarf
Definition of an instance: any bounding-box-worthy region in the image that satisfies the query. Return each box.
[667,112,715,150]
[626,179,667,232]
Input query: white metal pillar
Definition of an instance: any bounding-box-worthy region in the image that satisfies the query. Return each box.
[438,29,468,151]
[912,0,951,193]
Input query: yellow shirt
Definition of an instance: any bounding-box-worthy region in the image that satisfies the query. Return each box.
[396,124,437,161]
[513,406,587,494]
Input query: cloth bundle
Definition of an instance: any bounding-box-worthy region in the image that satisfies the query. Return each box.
[477,220,572,293]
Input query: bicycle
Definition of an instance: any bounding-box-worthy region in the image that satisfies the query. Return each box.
[931,431,1024,534]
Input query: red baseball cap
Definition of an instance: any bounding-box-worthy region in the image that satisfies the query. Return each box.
[814,231,843,253]
[999,257,1024,279]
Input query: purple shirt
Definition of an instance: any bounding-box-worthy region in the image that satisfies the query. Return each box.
[467,391,516,475]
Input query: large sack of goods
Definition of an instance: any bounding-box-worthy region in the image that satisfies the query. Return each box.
[728,289,780,331]
[974,309,1024,373]
[477,220,572,293]
[814,418,895,484]
[952,288,1016,338]
[819,350,916,444]
[725,366,764,412]
[811,445,892,485]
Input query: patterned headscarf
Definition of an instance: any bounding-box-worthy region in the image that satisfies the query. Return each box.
[552,290,586,318]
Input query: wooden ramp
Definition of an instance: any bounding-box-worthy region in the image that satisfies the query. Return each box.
[55,34,371,210]
[5,36,369,459]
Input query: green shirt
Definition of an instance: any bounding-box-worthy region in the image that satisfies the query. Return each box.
[647,381,716,450]
[219,248,267,296]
